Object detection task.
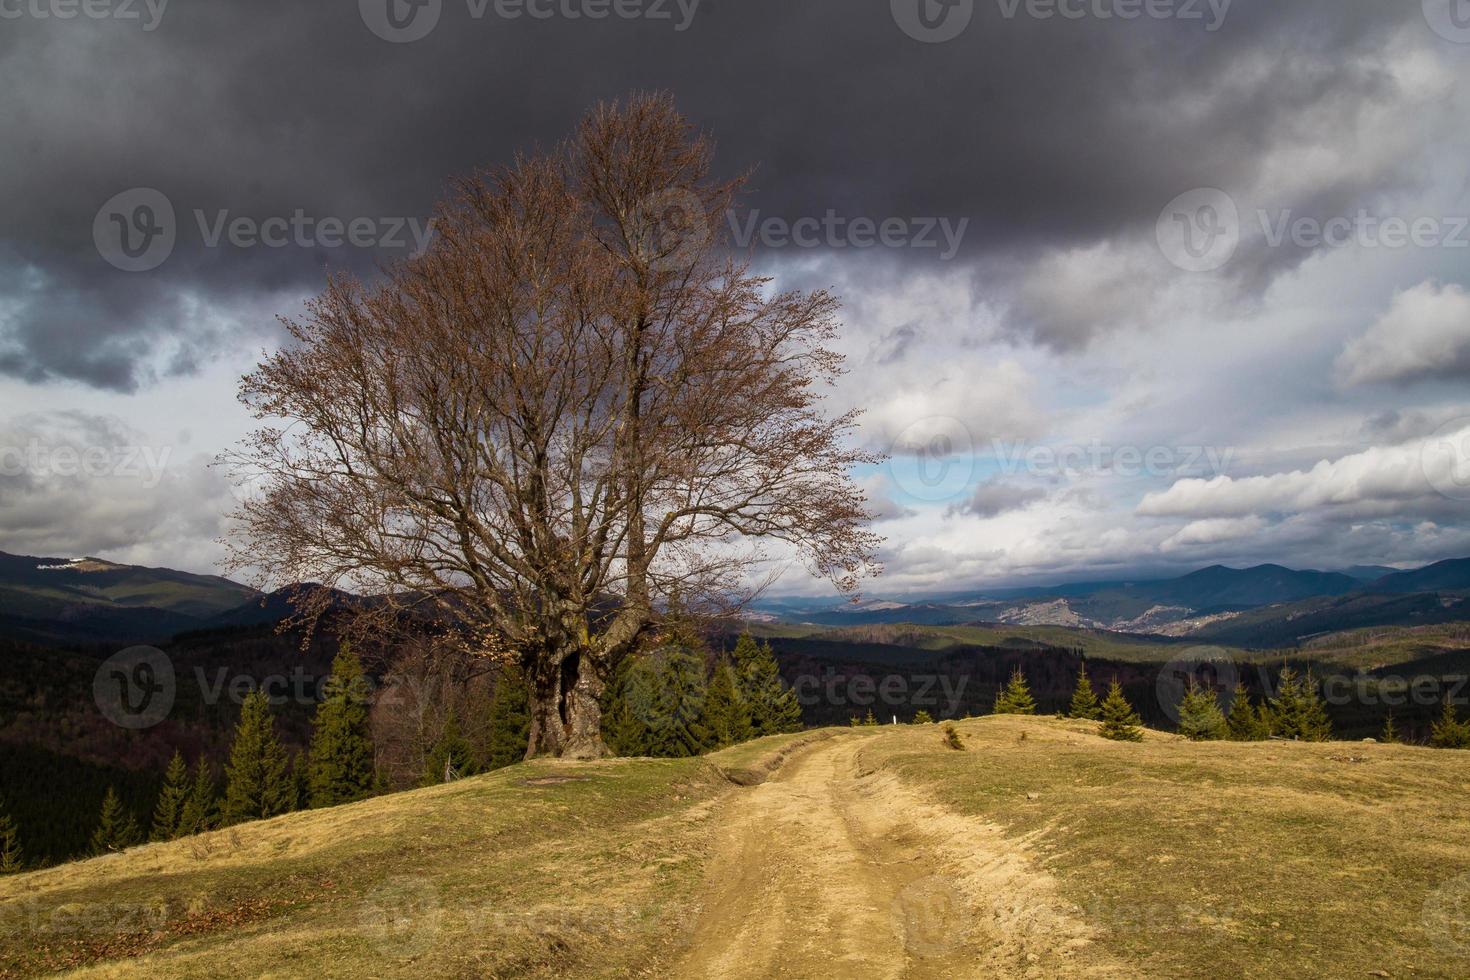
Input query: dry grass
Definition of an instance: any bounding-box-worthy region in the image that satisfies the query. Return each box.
[0,757,730,978]
[4,720,1468,978]
[860,715,1470,979]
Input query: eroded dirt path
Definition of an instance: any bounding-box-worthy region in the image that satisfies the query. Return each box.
[674,734,1123,979]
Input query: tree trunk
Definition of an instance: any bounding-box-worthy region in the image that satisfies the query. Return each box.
[525,647,608,760]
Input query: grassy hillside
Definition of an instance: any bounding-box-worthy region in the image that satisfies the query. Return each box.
[865,716,1470,978]
[4,723,1469,977]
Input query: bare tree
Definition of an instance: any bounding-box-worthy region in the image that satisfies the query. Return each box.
[224,93,880,758]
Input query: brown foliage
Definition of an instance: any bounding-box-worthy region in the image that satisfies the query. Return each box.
[224,94,880,757]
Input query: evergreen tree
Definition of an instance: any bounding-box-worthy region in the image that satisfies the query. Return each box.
[307,643,377,807]
[1225,685,1269,741]
[1067,662,1101,720]
[0,802,23,874]
[177,757,217,836]
[1176,681,1228,741]
[733,635,802,736]
[703,657,753,749]
[1380,712,1401,745]
[993,667,1037,715]
[423,707,477,784]
[602,658,653,756]
[862,709,878,727]
[647,646,715,756]
[150,751,189,842]
[1267,667,1332,742]
[1429,699,1470,749]
[89,786,142,855]
[912,710,934,725]
[222,690,295,825]
[1098,679,1144,742]
[484,665,532,770]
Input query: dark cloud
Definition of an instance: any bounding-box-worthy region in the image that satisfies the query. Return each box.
[0,0,1430,386]
[950,478,1046,518]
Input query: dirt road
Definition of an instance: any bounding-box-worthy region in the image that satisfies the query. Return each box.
[675,733,1121,979]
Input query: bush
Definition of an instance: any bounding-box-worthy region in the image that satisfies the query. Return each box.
[942,723,964,750]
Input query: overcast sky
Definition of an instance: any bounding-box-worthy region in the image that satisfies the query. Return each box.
[2,0,1470,594]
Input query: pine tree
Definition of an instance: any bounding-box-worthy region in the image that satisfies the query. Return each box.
[862,709,878,726]
[177,757,217,836]
[423,707,477,784]
[703,657,753,749]
[912,710,935,725]
[484,665,532,770]
[307,643,377,807]
[1267,667,1332,742]
[222,690,295,825]
[0,802,23,874]
[1176,681,1228,741]
[733,635,802,736]
[1380,712,1401,745]
[89,787,142,855]
[150,751,189,841]
[1067,662,1101,720]
[603,659,653,756]
[993,667,1037,715]
[1098,679,1144,742]
[1428,699,1470,749]
[1225,685,1269,741]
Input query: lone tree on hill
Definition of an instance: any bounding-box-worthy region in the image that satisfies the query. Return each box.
[223,93,879,759]
[1067,662,1100,720]
[993,667,1037,715]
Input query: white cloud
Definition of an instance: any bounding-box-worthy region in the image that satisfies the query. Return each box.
[1138,422,1470,520]
[1336,281,1470,386]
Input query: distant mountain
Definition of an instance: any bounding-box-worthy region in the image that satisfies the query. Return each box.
[1338,565,1401,582]
[1129,564,1360,610]
[0,550,259,645]
[1369,558,1470,595]
[750,561,1464,639]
